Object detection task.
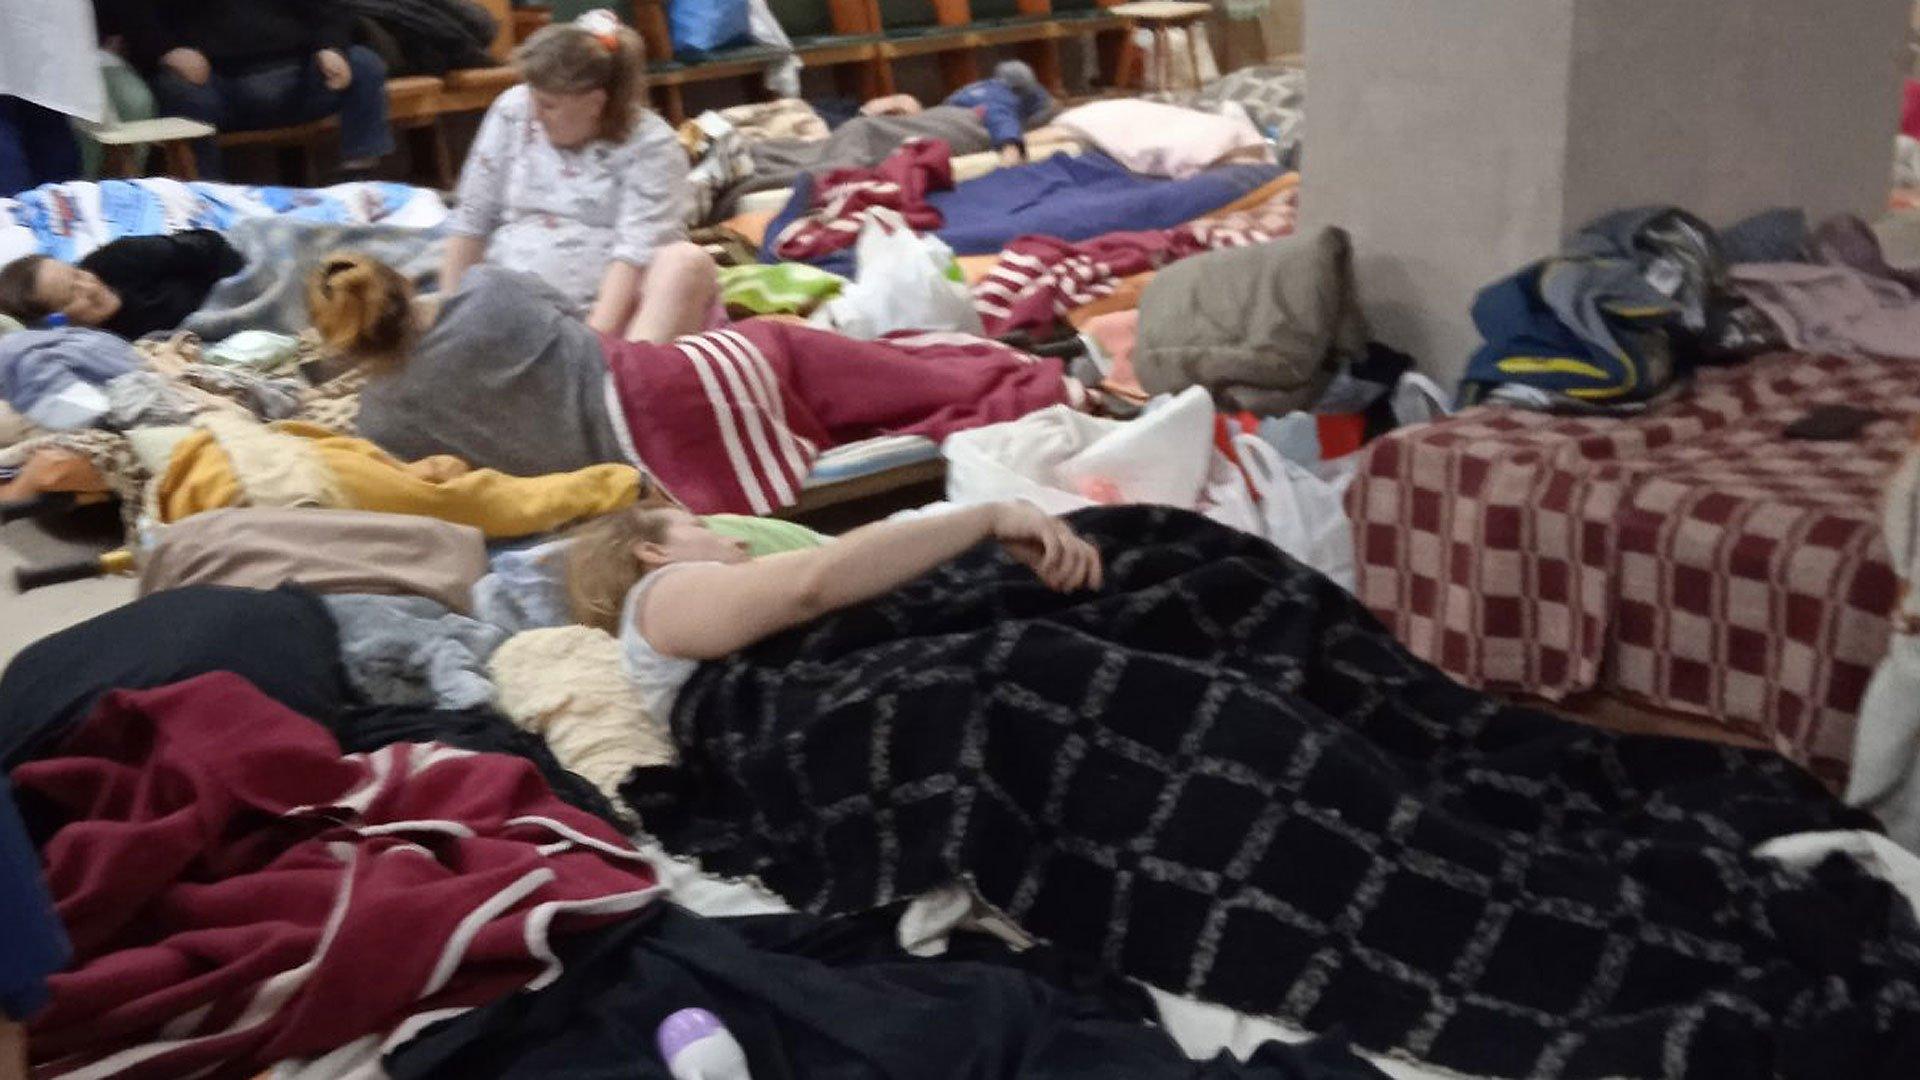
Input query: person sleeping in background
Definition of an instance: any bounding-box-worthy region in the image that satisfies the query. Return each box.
[866,61,1059,167]
[0,231,245,341]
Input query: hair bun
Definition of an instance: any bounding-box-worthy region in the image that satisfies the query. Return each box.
[306,251,415,370]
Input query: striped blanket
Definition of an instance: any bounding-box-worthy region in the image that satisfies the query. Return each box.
[971,179,1299,337]
[601,323,1065,515]
[768,138,952,264]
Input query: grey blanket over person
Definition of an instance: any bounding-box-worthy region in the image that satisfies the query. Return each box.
[711,106,993,221]
[323,594,507,712]
[184,219,445,340]
[1134,226,1367,415]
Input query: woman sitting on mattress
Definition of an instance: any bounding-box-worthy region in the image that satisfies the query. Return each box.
[440,11,718,342]
[308,254,1077,514]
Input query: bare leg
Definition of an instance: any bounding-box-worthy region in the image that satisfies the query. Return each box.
[1,1019,25,1080]
[623,242,722,344]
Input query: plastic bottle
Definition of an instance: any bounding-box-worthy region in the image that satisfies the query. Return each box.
[657,1008,752,1080]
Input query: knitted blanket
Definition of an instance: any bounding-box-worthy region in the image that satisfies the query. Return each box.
[629,506,1920,1080]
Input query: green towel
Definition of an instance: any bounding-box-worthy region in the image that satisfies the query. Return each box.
[718,263,848,317]
[701,514,829,556]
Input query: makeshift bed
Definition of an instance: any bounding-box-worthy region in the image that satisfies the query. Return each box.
[0,177,449,264]
[11,510,1920,1080]
[1349,351,1918,781]
[761,147,1286,276]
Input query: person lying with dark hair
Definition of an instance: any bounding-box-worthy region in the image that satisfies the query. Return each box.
[0,231,244,340]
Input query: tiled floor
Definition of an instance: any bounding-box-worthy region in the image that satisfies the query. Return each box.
[0,511,135,669]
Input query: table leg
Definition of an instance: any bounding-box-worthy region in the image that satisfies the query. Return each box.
[161,140,198,181]
[1184,18,1203,90]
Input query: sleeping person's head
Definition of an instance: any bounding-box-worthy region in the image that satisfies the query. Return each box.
[565,507,750,632]
[0,254,122,328]
[993,60,1057,124]
[306,252,417,371]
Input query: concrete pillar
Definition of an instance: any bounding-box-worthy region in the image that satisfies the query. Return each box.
[1302,0,1913,387]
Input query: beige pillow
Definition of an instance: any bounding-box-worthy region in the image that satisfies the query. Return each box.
[491,626,676,810]
[1054,99,1273,180]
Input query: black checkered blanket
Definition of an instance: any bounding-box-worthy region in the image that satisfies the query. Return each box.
[627,506,1920,1079]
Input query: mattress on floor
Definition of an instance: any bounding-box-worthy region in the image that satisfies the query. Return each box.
[1348,352,1917,779]
[801,433,938,488]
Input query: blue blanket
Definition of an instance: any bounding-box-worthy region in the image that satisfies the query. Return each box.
[0,179,448,264]
[762,151,1285,276]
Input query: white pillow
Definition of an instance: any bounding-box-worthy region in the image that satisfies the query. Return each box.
[1054,99,1273,180]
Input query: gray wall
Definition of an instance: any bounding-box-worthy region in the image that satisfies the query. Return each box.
[1304,0,1912,387]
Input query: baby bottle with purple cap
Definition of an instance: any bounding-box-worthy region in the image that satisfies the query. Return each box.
[658,1008,752,1080]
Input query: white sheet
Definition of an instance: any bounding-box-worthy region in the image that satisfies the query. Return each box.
[0,0,104,121]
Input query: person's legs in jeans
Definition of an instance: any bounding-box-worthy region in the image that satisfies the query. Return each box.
[0,100,34,196]
[230,49,394,169]
[150,69,234,177]
[0,97,81,195]
[322,46,395,166]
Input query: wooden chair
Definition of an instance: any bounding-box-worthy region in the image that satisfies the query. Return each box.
[769,0,887,101]
[966,0,1067,93]
[210,0,528,189]
[863,0,979,94]
[443,0,528,115]
[214,75,447,187]
[1046,0,1130,88]
[86,117,213,180]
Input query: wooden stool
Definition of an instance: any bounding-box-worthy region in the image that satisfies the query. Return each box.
[1110,1,1212,93]
[84,117,215,180]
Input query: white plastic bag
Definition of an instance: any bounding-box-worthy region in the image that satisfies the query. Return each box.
[812,208,983,339]
[944,405,1115,516]
[1231,433,1357,592]
[945,394,1358,594]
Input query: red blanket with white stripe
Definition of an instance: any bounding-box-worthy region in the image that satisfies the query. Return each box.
[971,184,1300,337]
[604,322,1067,515]
[770,138,953,263]
[19,674,660,1080]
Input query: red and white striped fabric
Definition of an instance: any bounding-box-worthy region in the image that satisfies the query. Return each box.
[603,321,1067,515]
[971,185,1299,337]
[19,673,660,1080]
[1349,353,1918,779]
[770,138,952,263]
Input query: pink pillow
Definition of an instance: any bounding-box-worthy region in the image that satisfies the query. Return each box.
[1054,99,1273,180]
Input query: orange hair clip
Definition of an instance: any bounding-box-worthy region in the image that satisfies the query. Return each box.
[575,9,623,52]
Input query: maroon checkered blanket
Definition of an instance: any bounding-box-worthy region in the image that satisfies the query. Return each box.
[970,185,1301,337]
[1350,353,1915,776]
